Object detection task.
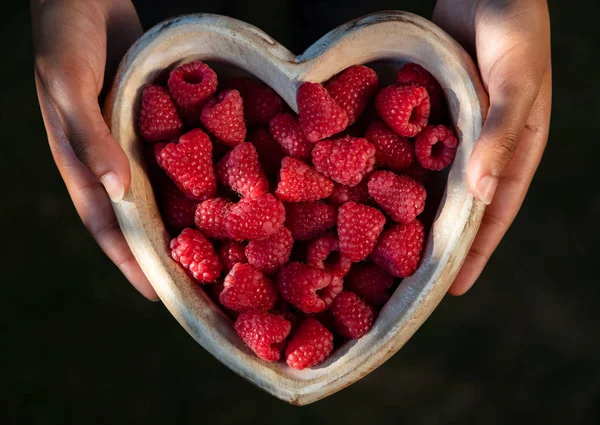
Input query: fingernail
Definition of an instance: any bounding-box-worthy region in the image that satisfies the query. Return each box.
[476,175,498,205]
[100,172,124,202]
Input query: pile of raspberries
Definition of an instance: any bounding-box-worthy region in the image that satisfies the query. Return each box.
[138,60,457,370]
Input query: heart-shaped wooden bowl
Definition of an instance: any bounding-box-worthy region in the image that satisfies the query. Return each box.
[104,11,488,405]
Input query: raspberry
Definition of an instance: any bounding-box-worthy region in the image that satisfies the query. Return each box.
[306,232,352,278]
[276,262,332,313]
[155,129,217,201]
[225,194,286,240]
[375,85,430,137]
[167,61,218,123]
[396,62,445,121]
[368,170,426,224]
[247,126,285,179]
[284,202,336,241]
[245,227,294,275]
[346,263,394,307]
[364,120,414,171]
[228,77,283,124]
[414,125,458,171]
[337,202,386,262]
[216,142,269,199]
[328,180,371,206]
[138,85,184,143]
[200,89,246,147]
[297,82,349,142]
[269,113,313,159]
[404,162,430,184]
[219,263,278,312]
[285,317,334,370]
[218,240,247,271]
[170,228,222,283]
[311,136,376,186]
[331,292,375,339]
[234,310,291,362]
[371,219,425,277]
[275,157,334,202]
[155,177,197,231]
[325,65,378,125]
[194,197,233,239]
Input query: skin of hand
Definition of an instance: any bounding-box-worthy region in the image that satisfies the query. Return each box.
[433,0,552,295]
[31,0,158,301]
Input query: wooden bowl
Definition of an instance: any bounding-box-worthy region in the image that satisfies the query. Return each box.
[103,11,488,405]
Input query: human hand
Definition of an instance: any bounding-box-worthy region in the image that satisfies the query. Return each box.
[433,0,552,295]
[31,0,158,300]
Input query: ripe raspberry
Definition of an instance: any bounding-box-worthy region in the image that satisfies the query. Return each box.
[228,77,283,124]
[284,202,336,241]
[414,125,458,170]
[311,136,376,186]
[155,129,217,201]
[368,171,426,224]
[328,180,371,206]
[170,228,222,283]
[200,89,246,147]
[396,62,445,121]
[275,157,334,202]
[306,232,352,278]
[371,219,425,277]
[194,197,233,239]
[234,310,291,362]
[276,262,332,313]
[138,85,184,143]
[285,317,334,370]
[325,65,378,125]
[365,120,414,171]
[346,263,394,307]
[216,142,269,199]
[167,61,218,123]
[219,263,278,312]
[245,227,294,275]
[247,126,284,180]
[269,113,313,159]
[337,202,386,262]
[155,177,197,231]
[225,194,286,240]
[297,82,349,142]
[331,292,375,339]
[218,240,247,271]
[375,85,430,137]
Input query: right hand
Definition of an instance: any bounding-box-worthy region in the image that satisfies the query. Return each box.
[31,0,158,300]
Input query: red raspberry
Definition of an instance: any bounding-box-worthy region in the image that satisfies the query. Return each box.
[218,240,247,271]
[167,61,218,123]
[331,292,375,339]
[225,194,286,240]
[346,263,394,307]
[368,170,426,224]
[285,317,334,370]
[396,62,445,122]
[200,89,246,147]
[155,129,217,201]
[328,180,371,206]
[228,77,283,124]
[276,262,332,313]
[375,85,430,137]
[269,113,313,159]
[311,136,376,186]
[245,227,294,275]
[364,120,414,171]
[170,228,222,283]
[414,125,458,171]
[297,82,349,142]
[325,65,378,125]
[216,142,269,199]
[284,202,336,241]
[139,85,184,143]
[275,157,334,202]
[404,162,430,184]
[219,263,278,312]
[155,177,197,231]
[306,232,352,278]
[194,197,233,239]
[337,202,386,262]
[247,126,285,179]
[371,219,425,277]
[234,310,291,362]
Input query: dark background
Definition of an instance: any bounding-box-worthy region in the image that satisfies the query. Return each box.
[4,0,599,423]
